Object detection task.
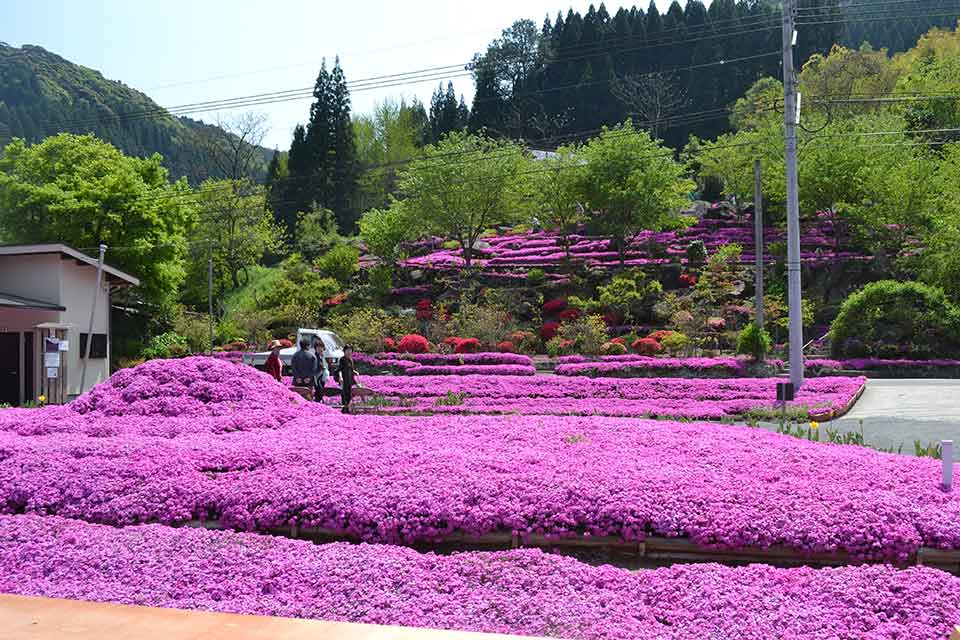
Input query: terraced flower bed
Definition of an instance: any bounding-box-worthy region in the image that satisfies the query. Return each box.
[1,515,958,640]
[360,374,866,421]
[401,216,870,277]
[806,358,960,378]
[354,352,536,376]
[554,355,759,378]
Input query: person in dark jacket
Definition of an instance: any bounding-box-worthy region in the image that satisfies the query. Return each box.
[290,338,318,398]
[335,344,359,413]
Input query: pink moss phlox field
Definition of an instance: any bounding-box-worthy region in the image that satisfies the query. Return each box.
[555,356,750,377]
[807,358,960,371]
[354,352,535,376]
[360,374,865,420]
[70,357,308,417]
[1,410,956,558]
[400,217,872,277]
[375,352,534,366]
[1,516,958,640]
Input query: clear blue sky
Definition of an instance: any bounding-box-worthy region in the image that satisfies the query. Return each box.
[5,1,676,150]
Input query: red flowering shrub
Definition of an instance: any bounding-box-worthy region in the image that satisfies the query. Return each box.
[542,298,568,317]
[382,337,396,351]
[278,339,293,349]
[707,317,727,331]
[646,330,677,344]
[679,274,698,287]
[416,299,432,310]
[601,341,629,355]
[540,322,560,341]
[325,293,347,307]
[558,308,581,322]
[632,337,662,356]
[397,334,430,354]
[603,311,623,327]
[497,341,516,353]
[454,338,482,354]
[505,330,539,354]
[611,337,625,346]
[416,308,434,321]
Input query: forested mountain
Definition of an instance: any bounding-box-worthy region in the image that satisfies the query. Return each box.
[468,0,960,149]
[0,43,270,183]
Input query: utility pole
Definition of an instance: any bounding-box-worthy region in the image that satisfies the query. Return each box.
[79,244,107,394]
[208,242,214,355]
[782,0,804,388]
[753,159,764,329]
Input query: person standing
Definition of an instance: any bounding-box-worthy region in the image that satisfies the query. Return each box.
[291,338,318,399]
[265,340,283,382]
[335,344,359,414]
[313,339,331,403]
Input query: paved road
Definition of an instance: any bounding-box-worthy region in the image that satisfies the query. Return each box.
[766,379,959,459]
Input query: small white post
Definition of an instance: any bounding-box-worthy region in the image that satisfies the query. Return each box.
[943,440,953,491]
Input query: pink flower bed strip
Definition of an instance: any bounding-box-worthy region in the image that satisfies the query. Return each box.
[354,353,535,376]
[555,356,750,377]
[2,515,958,640]
[360,374,865,420]
[1,409,955,559]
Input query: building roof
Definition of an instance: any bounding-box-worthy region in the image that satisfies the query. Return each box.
[0,292,66,311]
[0,244,140,287]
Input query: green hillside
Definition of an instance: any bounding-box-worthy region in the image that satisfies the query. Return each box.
[0,42,268,183]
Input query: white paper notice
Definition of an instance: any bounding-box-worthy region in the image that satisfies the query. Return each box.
[46,367,58,379]
[58,340,69,352]
[43,353,60,368]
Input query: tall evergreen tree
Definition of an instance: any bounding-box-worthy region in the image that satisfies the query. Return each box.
[285,58,359,235]
[328,59,360,232]
[429,82,468,143]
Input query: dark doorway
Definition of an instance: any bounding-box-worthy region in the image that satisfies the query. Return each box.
[0,332,19,406]
[23,332,33,404]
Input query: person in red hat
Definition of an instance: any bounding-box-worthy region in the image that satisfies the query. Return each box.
[265,340,283,382]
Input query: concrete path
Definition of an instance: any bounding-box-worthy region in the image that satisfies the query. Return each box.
[765,379,959,459]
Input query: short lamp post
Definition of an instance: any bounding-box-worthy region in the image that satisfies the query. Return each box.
[943,440,953,492]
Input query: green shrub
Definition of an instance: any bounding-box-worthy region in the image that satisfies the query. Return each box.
[558,314,609,355]
[314,245,359,287]
[368,264,393,298]
[601,341,628,355]
[736,322,772,362]
[141,332,189,360]
[170,306,212,353]
[686,240,708,265]
[661,331,690,354]
[328,307,415,353]
[830,280,960,358]
[526,268,546,286]
[546,336,576,358]
[440,301,515,349]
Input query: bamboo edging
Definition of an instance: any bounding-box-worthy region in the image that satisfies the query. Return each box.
[180,519,960,575]
[813,380,867,422]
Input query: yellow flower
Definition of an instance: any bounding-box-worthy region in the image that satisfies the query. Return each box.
[809,421,819,430]
[38,394,46,403]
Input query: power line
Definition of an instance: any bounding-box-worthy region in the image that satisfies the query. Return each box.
[797,9,960,26]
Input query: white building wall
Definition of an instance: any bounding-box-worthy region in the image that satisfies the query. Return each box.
[0,254,62,306]
[58,259,111,397]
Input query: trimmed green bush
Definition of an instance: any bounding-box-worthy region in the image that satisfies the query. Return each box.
[830,280,960,359]
[141,332,189,360]
[736,322,772,362]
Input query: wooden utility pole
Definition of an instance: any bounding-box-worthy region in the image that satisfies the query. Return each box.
[753,159,764,329]
[208,242,214,355]
[79,244,106,394]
